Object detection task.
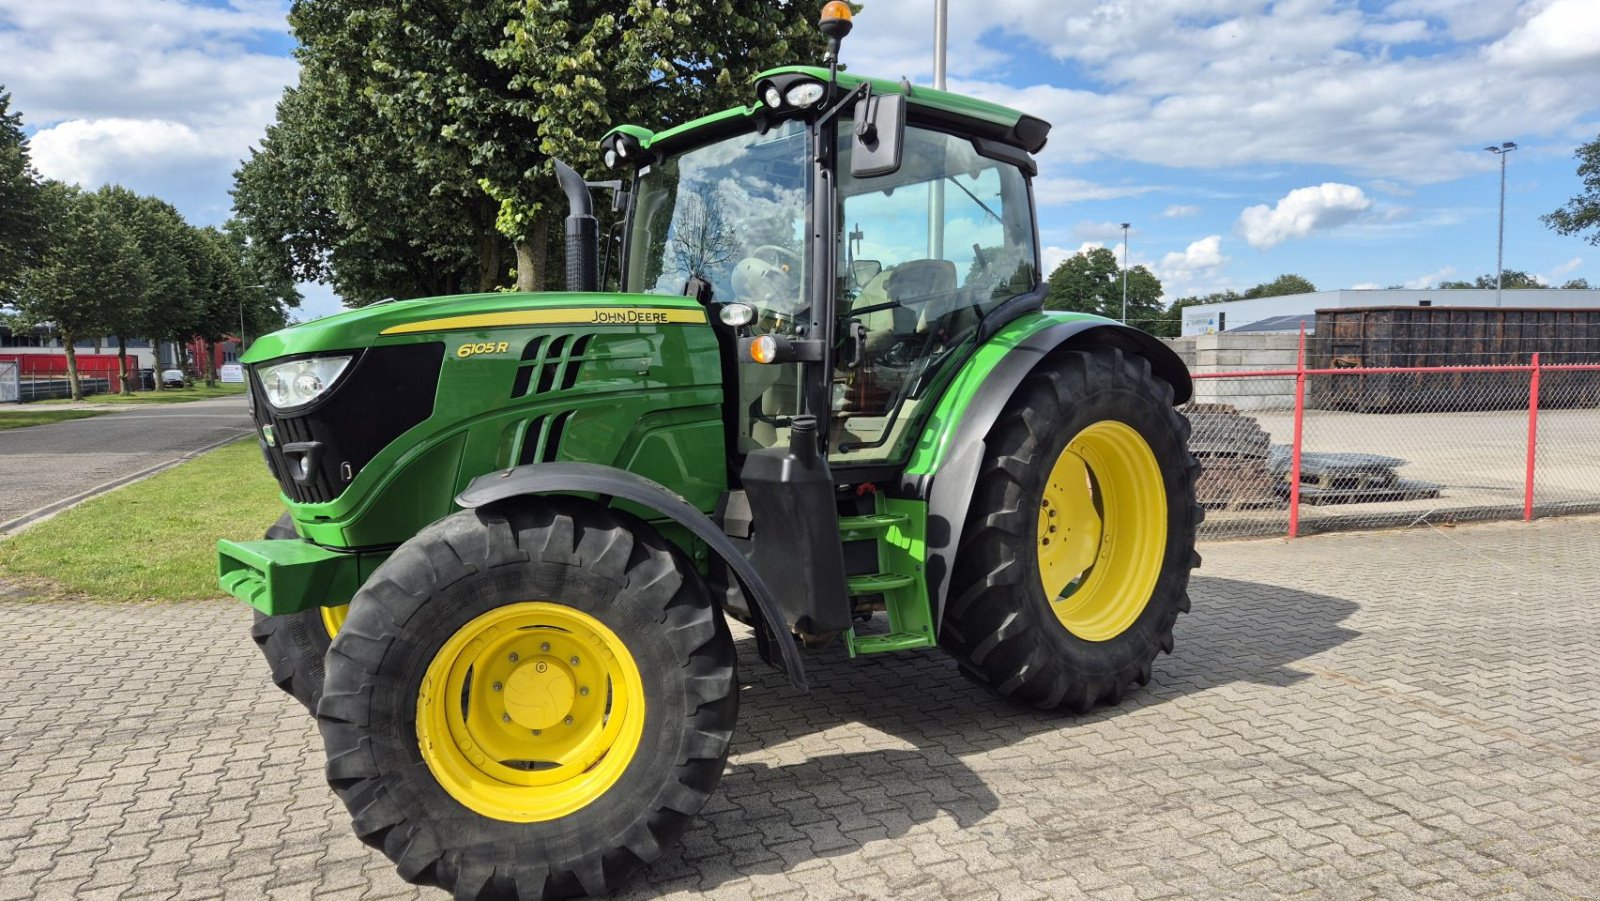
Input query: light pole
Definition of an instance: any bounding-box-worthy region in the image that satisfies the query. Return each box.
[1120,222,1131,323]
[927,0,949,261]
[1484,142,1516,307]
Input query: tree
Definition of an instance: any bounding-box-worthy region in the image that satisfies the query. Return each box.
[232,72,485,307]
[92,187,196,392]
[1242,274,1315,298]
[12,184,151,400]
[0,87,46,296]
[275,0,829,298]
[1561,278,1591,289]
[1439,271,1545,289]
[1543,135,1600,246]
[1044,246,1167,332]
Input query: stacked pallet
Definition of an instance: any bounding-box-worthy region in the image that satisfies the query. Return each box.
[1184,404,1284,510]
[1266,448,1442,505]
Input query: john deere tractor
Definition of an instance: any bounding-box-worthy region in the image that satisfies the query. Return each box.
[220,6,1199,898]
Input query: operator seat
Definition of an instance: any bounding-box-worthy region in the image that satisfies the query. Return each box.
[856,259,958,355]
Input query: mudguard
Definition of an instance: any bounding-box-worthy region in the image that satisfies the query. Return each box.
[456,462,807,691]
[904,316,1192,630]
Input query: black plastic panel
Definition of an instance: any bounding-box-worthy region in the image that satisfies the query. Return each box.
[249,343,444,504]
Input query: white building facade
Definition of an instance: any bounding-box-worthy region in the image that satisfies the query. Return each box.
[1181,288,1600,336]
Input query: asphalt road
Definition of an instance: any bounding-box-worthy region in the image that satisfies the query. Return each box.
[0,397,254,530]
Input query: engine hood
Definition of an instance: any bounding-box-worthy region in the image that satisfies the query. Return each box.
[241,291,710,364]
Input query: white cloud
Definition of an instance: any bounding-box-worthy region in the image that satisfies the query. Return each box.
[1163,205,1200,218]
[857,1,1600,185]
[1032,177,1160,205]
[1549,257,1583,279]
[0,0,296,224]
[1155,235,1228,289]
[1238,183,1372,249]
[1403,265,1456,289]
[1072,220,1134,242]
[1350,282,1383,290]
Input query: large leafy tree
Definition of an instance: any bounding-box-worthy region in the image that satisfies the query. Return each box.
[264,0,828,302]
[232,70,485,305]
[0,88,46,296]
[1044,245,1166,332]
[1544,135,1600,246]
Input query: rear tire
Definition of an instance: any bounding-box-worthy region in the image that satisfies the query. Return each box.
[317,498,737,900]
[941,347,1201,711]
[250,514,348,713]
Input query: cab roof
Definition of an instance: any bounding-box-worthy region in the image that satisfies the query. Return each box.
[605,65,1051,158]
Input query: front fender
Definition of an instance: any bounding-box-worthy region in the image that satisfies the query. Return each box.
[456,462,807,691]
[904,313,1191,630]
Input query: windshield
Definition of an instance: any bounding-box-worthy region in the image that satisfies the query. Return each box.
[626,121,810,330]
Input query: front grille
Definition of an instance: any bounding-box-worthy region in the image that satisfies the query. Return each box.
[250,343,445,504]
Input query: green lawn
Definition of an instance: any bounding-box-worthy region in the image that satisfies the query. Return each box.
[0,439,285,601]
[0,409,106,430]
[39,383,248,405]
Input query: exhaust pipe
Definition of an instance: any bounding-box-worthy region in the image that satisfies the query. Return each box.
[553,159,598,293]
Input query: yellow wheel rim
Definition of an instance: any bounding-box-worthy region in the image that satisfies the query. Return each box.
[415,602,646,823]
[321,604,348,638]
[1037,420,1166,642]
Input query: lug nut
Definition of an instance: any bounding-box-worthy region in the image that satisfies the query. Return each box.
[579,686,589,697]
[532,729,541,736]
[540,642,551,652]
[502,714,512,723]
[492,682,503,692]
[564,716,574,725]
[508,652,519,663]
[570,656,580,666]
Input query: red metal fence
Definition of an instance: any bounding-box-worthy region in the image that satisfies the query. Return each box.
[1185,329,1600,539]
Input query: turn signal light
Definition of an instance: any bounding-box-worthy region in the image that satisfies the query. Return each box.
[750,335,779,364]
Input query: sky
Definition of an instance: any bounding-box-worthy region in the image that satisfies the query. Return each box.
[3,0,1598,321]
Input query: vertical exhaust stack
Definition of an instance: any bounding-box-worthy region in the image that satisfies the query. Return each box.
[553,159,598,293]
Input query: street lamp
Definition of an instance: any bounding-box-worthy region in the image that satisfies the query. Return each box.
[1483,142,1517,307]
[1120,222,1131,323]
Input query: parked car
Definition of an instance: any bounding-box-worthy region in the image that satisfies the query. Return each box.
[161,369,188,388]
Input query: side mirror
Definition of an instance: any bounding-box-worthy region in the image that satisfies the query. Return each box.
[850,259,882,287]
[851,93,904,178]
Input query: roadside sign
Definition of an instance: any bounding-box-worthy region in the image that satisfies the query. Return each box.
[221,363,245,384]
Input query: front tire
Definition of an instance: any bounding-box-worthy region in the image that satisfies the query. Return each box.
[317,498,737,900]
[941,347,1201,711]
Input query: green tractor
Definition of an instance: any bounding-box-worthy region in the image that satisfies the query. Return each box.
[220,7,1199,898]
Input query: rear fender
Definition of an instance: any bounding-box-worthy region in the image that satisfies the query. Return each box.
[904,315,1191,630]
[456,462,807,691]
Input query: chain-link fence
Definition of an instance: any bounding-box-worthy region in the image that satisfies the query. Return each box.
[1185,334,1600,539]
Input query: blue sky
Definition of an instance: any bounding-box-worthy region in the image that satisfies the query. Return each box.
[3,0,1597,319]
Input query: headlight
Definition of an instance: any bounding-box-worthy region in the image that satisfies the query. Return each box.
[784,81,825,108]
[259,355,353,410]
[719,303,755,327]
[762,85,784,109]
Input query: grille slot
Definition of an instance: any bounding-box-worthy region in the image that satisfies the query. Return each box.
[511,333,594,399]
[514,412,572,466]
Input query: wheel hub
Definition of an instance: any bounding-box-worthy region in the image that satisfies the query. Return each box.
[503,657,576,731]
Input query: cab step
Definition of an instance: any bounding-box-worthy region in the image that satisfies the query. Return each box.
[846,630,935,655]
[837,512,910,543]
[846,571,917,595]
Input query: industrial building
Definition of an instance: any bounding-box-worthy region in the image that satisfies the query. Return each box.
[1181,288,1600,336]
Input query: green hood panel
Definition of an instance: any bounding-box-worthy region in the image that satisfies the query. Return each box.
[243,292,710,364]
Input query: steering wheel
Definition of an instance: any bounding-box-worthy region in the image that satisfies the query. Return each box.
[750,244,801,269]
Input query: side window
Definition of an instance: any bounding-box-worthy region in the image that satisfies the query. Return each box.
[830,125,1037,464]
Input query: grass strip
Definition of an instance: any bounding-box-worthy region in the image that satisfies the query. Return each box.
[0,409,106,431]
[0,439,284,601]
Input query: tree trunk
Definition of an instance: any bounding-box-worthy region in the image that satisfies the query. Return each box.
[62,330,82,402]
[203,340,217,388]
[116,335,131,394]
[477,230,503,293]
[515,218,550,293]
[152,340,164,392]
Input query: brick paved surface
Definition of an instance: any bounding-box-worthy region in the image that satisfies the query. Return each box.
[2,516,1597,900]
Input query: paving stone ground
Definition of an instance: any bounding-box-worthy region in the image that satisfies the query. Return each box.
[1,515,1597,900]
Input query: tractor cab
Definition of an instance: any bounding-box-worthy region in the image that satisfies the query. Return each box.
[606,64,1050,470]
